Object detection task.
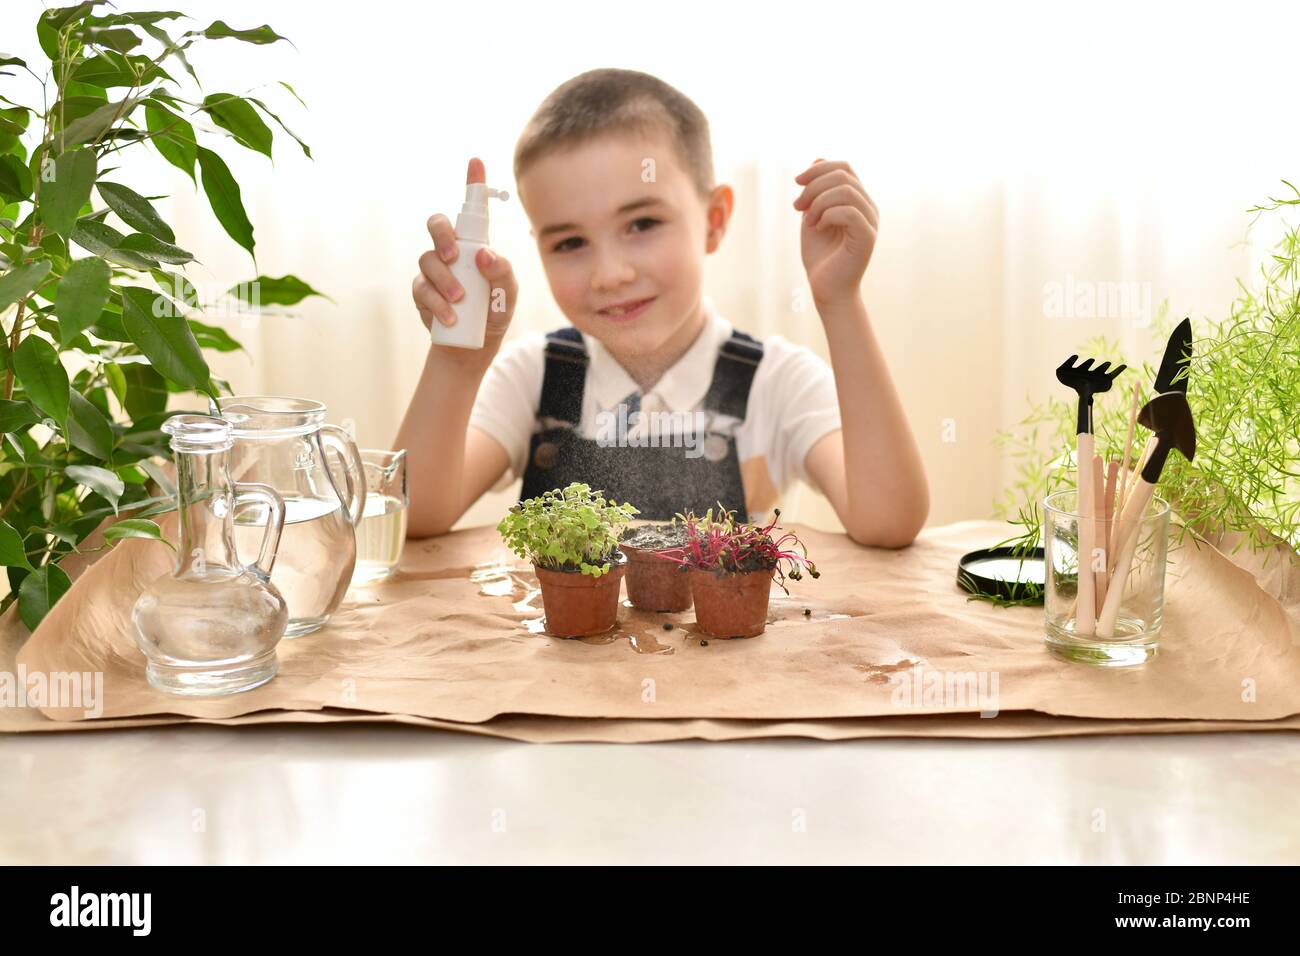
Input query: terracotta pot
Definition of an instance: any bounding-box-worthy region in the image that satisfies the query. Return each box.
[534,553,627,637]
[621,545,693,612]
[689,567,774,638]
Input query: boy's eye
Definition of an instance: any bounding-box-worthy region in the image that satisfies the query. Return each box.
[550,218,660,254]
[552,236,585,254]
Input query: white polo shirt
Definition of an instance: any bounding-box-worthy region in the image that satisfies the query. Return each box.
[469,297,842,498]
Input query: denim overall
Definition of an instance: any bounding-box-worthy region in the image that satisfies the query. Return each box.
[518,326,764,520]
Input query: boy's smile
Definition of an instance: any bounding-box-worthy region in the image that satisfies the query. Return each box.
[519,129,732,387]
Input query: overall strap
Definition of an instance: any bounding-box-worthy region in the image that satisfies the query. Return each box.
[538,327,587,424]
[701,330,764,419]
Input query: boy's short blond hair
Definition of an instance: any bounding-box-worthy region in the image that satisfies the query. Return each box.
[513,68,715,201]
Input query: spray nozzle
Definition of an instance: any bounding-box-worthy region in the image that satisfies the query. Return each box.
[456,183,510,243]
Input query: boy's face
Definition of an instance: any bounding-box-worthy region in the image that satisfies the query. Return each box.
[520,130,731,358]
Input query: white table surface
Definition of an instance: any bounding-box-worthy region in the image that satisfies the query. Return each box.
[2,727,1297,864]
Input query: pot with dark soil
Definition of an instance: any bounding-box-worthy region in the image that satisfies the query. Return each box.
[660,507,818,639]
[497,482,638,637]
[620,521,692,612]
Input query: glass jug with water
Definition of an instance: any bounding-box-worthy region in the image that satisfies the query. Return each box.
[212,396,366,636]
[132,415,288,696]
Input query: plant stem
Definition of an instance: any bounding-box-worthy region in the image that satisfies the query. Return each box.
[4,299,25,401]
[0,478,28,520]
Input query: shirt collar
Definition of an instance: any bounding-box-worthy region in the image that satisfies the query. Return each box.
[585,296,733,414]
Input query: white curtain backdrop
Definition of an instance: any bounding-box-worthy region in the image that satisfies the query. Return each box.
[4,0,1296,532]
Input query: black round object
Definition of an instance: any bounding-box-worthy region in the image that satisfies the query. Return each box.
[956,546,1046,604]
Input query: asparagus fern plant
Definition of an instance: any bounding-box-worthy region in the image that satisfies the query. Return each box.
[984,181,1300,605]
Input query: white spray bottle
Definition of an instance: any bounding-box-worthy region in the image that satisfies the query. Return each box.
[431,181,510,349]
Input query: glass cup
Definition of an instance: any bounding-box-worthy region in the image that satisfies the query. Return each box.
[1043,488,1170,666]
[352,449,408,585]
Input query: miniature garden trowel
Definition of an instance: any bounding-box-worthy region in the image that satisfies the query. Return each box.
[1097,391,1196,637]
[1056,356,1126,634]
[1123,318,1193,505]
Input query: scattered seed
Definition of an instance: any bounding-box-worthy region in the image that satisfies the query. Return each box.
[701,639,709,647]
[662,622,674,631]
[803,607,812,617]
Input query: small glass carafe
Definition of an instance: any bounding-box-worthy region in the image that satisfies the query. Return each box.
[212,396,365,636]
[133,415,289,696]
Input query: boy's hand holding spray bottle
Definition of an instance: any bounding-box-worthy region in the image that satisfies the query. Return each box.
[413,157,517,356]
[398,158,519,538]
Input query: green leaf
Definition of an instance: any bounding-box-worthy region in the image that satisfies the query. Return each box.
[18,563,73,630]
[43,2,104,32]
[227,274,329,307]
[103,518,168,545]
[120,362,168,419]
[70,54,134,87]
[0,106,31,133]
[55,257,111,346]
[70,54,169,89]
[61,81,109,102]
[86,11,185,28]
[188,318,243,352]
[145,103,197,181]
[0,517,33,570]
[199,21,289,45]
[196,147,254,259]
[0,55,29,70]
[120,286,210,389]
[65,463,124,507]
[67,390,115,460]
[104,361,127,406]
[37,17,61,62]
[150,270,200,320]
[247,97,310,159]
[58,95,141,147]
[97,181,175,242]
[119,232,193,264]
[91,307,131,342]
[0,154,34,203]
[13,335,70,425]
[202,94,273,159]
[36,231,69,263]
[81,27,142,53]
[278,80,307,108]
[38,148,97,237]
[0,260,53,311]
[0,400,42,433]
[70,219,159,270]
[50,95,112,128]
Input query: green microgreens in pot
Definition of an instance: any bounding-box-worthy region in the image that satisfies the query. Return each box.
[497,481,638,577]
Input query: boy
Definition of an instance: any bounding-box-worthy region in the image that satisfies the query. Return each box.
[396,69,927,547]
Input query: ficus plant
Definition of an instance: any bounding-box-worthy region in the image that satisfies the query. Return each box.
[498,482,639,577]
[0,3,325,629]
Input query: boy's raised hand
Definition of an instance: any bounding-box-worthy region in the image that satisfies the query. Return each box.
[413,157,518,353]
[793,158,878,310]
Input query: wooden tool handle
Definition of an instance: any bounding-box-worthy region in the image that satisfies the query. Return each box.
[1097,478,1155,637]
[1104,460,1120,550]
[1075,433,1096,635]
[1119,435,1158,516]
[1093,455,1108,619]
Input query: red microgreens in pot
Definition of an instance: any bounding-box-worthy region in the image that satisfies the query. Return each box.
[656,506,819,593]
